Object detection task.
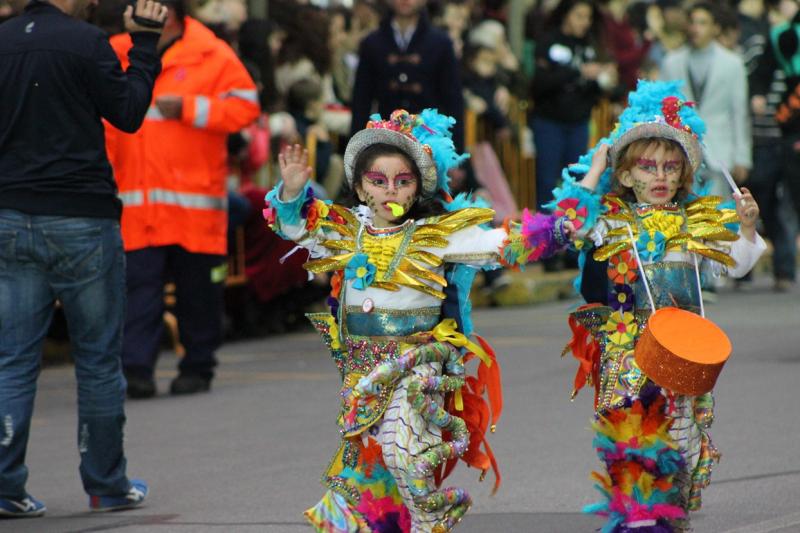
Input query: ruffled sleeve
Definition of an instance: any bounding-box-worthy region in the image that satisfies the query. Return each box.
[263,181,348,259]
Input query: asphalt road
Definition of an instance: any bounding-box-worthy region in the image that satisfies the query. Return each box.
[6,280,800,533]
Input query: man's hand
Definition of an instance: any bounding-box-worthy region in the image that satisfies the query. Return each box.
[123,0,168,33]
[278,144,312,200]
[155,95,183,119]
[751,95,767,115]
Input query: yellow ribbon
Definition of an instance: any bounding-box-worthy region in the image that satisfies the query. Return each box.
[431,319,492,367]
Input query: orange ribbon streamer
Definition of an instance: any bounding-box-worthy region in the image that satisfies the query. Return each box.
[565,306,602,409]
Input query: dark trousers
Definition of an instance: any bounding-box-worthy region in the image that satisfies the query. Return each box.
[123,246,225,380]
[748,142,798,281]
[532,116,589,208]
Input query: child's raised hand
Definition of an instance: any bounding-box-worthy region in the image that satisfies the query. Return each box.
[278,144,312,200]
[581,143,610,191]
[734,187,760,241]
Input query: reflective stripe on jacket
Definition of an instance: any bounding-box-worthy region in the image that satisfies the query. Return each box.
[105,17,259,254]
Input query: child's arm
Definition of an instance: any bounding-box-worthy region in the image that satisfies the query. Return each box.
[725,187,767,278]
[733,187,759,243]
[263,144,343,257]
[576,143,610,193]
[432,212,569,269]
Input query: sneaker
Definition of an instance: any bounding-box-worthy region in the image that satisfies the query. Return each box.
[774,278,794,292]
[170,373,211,395]
[0,495,46,518]
[89,480,148,512]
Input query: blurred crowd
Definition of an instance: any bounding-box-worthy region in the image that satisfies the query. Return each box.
[3,0,796,340]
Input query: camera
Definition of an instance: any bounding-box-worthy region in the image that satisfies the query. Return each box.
[128,0,165,29]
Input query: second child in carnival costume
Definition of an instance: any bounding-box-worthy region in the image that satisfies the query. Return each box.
[264,109,566,532]
[551,81,767,532]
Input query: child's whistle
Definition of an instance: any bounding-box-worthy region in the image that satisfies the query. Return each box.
[387,202,405,217]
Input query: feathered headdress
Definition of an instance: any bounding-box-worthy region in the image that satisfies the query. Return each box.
[344,109,469,198]
[548,80,706,206]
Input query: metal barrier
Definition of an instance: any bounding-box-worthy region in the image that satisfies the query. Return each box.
[465,98,615,211]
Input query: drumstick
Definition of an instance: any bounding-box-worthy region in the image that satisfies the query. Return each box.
[625,224,656,315]
[702,144,741,196]
[692,253,705,318]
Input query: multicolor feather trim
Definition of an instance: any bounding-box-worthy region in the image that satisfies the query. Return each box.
[305,490,372,533]
[585,386,686,532]
[498,210,563,269]
[413,109,470,195]
[546,175,606,233]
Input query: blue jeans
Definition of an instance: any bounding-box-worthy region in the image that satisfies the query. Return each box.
[0,210,131,498]
[532,116,589,208]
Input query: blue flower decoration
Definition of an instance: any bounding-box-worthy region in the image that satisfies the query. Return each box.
[636,231,666,262]
[345,253,376,290]
[609,284,634,313]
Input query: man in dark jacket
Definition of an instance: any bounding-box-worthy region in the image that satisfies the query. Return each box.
[0,0,166,517]
[350,0,464,150]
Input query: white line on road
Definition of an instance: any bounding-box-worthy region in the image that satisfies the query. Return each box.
[722,512,800,533]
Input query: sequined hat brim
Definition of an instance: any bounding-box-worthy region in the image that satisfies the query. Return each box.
[609,122,702,173]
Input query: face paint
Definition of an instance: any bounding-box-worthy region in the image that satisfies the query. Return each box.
[357,155,420,227]
[624,147,685,205]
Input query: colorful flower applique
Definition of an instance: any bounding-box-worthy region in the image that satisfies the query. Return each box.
[604,310,638,346]
[641,210,684,240]
[305,199,331,232]
[345,253,377,290]
[555,198,588,230]
[262,203,276,226]
[328,271,343,315]
[299,187,316,218]
[601,194,623,215]
[636,231,666,262]
[609,284,634,313]
[608,250,638,284]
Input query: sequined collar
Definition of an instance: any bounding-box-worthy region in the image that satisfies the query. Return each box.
[633,202,681,216]
[365,218,415,236]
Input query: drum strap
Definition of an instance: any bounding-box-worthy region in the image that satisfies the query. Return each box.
[625,224,705,317]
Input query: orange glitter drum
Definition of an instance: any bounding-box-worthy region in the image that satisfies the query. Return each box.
[635,307,731,396]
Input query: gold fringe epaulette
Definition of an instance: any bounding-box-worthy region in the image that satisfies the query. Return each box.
[304,206,494,299]
[592,197,739,267]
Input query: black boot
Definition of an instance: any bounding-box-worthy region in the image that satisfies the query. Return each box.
[170,373,211,395]
[124,370,156,399]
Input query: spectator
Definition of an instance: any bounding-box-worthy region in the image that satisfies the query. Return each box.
[436,0,470,58]
[104,0,259,398]
[530,0,617,207]
[744,0,798,291]
[602,0,652,92]
[462,44,512,138]
[647,0,689,68]
[0,0,167,516]
[661,2,751,198]
[350,0,465,149]
[287,78,343,198]
[717,5,742,51]
[751,0,800,219]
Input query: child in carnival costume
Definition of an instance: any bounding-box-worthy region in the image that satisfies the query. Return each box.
[264,109,566,532]
[552,81,767,532]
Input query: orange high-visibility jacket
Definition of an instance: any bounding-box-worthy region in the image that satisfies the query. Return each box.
[105,17,260,254]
